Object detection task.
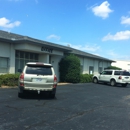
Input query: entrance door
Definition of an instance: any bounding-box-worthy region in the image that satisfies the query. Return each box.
[89,66,94,74]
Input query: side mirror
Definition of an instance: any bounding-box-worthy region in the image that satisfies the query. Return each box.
[18,69,22,73]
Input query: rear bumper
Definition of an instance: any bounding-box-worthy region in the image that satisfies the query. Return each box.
[117,81,130,84]
[18,86,56,93]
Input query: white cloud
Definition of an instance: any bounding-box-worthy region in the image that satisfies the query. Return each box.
[107,50,130,60]
[47,34,60,41]
[0,17,21,29]
[91,1,113,19]
[121,16,130,25]
[72,44,100,52]
[102,30,130,41]
[61,43,100,52]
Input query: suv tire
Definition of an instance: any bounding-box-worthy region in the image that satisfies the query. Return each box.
[18,92,23,98]
[50,93,55,98]
[110,79,116,86]
[93,77,98,83]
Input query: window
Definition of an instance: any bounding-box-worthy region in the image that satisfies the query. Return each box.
[121,71,130,76]
[114,71,121,75]
[101,71,107,75]
[114,71,130,76]
[0,57,9,73]
[98,67,102,73]
[26,65,52,75]
[49,55,51,64]
[15,50,39,73]
[89,66,94,74]
[101,71,112,75]
[80,65,83,73]
[107,71,112,75]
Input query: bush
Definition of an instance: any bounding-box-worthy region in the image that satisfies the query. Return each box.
[80,74,93,83]
[0,73,20,87]
[104,66,122,70]
[59,54,80,83]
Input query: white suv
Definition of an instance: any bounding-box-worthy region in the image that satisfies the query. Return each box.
[93,70,130,87]
[18,62,57,98]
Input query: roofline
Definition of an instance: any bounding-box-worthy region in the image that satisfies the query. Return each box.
[67,47,115,62]
[0,36,72,52]
[15,38,72,52]
[0,30,114,62]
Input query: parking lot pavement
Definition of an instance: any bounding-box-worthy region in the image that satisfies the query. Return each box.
[0,83,130,130]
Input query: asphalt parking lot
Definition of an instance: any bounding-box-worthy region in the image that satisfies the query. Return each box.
[1,83,130,130]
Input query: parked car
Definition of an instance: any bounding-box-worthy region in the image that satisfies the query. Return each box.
[93,69,130,87]
[18,62,57,98]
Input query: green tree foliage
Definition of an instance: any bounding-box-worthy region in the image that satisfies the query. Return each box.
[104,66,122,70]
[59,54,80,83]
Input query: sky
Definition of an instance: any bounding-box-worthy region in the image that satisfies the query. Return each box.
[0,0,130,61]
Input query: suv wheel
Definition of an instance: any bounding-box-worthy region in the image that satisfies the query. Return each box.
[50,93,55,98]
[110,79,116,86]
[93,77,98,83]
[18,92,23,98]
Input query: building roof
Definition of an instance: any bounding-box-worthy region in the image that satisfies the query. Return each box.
[68,47,115,62]
[0,30,71,52]
[0,30,114,62]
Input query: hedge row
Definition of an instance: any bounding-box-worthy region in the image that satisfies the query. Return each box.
[80,74,93,83]
[0,74,20,87]
[0,73,93,87]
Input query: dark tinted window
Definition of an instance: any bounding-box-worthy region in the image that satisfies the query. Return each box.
[121,71,130,76]
[114,71,130,76]
[107,71,112,75]
[101,71,112,75]
[114,71,121,75]
[26,65,52,75]
[101,71,107,75]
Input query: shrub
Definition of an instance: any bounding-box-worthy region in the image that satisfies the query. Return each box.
[104,66,122,70]
[59,54,80,83]
[80,74,93,83]
[0,73,20,87]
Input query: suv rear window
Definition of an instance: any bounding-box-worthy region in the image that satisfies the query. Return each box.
[26,65,52,75]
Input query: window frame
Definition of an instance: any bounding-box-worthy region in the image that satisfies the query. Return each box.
[0,57,9,73]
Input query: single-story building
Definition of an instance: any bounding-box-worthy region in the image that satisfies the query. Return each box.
[0,30,114,81]
[111,60,130,71]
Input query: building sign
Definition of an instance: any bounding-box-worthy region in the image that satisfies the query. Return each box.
[41,46,53,53]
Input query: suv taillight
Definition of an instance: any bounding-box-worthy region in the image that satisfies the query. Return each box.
[53,75,57,88]
[118,76,122,79]
[19,73,24,86]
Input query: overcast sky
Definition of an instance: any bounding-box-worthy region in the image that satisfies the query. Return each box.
[0,0,130,61]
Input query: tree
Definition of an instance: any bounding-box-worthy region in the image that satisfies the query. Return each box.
[59,54,80,83]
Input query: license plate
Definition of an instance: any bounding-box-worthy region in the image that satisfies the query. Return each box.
[32,78,43,82]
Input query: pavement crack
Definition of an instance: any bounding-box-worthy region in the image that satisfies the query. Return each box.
[35,101,48,107]
[49,105,130,126]
[5,105,21,110]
